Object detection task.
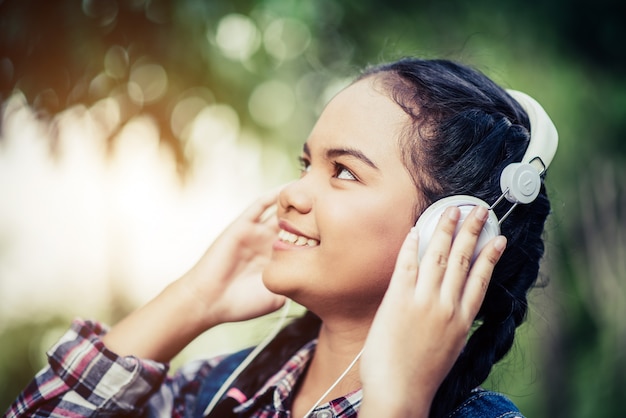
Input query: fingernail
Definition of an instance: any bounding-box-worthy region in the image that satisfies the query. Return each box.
[447,206,460,220]
[494,235,507,252]
[475,205,488,221]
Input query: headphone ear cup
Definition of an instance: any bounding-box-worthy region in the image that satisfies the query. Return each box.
[415,196,500,263]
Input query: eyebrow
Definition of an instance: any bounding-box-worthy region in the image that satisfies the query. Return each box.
[302,143,379,170]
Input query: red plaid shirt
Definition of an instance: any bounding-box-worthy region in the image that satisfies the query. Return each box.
[4,319,362,418]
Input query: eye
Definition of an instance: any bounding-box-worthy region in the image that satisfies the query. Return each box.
[298,156,311,175]
[333,162,357,181]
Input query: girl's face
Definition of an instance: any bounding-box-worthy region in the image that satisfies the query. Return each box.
[263,77,420,319]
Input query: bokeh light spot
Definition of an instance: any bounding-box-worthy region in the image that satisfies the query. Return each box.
[248,80,295,128]
[33,88,59,112]
[185,104,240,158]
[89,72,115,101]
[214,14,261,61]
[127,81,144,105]
[145,0,170,24]
[104,46,129,80]
[263,18,311,62]
[89,97,121,138]
[81,0,119,26]
[171,95,212,140]
[128,62,168,104]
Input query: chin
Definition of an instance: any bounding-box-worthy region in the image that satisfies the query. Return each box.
[262,265,319,310]
[262,265,296,297]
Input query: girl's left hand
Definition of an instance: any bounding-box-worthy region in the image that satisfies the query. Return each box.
[359,205,507,418]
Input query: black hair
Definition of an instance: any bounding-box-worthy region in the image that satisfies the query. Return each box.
[208,58,551,418]
[361,58,551,417]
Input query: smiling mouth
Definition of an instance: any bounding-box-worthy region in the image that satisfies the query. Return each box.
[278,229,320,247]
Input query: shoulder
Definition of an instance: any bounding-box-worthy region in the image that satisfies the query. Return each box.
[446,388,524,418]
[172,347,254,399]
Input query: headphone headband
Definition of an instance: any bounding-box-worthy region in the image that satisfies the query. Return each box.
[506,89,559,172]
[415,89,559,262]
[497,90,559,205]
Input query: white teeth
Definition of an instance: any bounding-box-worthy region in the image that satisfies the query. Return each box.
[278,229,319,247]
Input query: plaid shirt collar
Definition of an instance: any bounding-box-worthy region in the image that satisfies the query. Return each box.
[232,339,363,417]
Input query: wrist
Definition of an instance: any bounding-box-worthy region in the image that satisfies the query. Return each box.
[172,274,224,331]
[101,278,219,362]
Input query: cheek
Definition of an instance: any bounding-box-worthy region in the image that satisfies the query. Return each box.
[322,202,413,280]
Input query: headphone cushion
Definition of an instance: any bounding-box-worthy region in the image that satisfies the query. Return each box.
[415,195,500,263]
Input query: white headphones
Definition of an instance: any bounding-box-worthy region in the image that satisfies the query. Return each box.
[414,89,559,262]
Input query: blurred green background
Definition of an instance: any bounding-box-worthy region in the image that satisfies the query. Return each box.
[0,0,624,416]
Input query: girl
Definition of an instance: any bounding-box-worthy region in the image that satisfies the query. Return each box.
[5,57,556,418]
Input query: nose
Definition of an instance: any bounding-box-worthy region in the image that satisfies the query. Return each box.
[278,178,313,215]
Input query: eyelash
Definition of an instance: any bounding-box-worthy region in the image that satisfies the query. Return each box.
[332,162,357,180]
[298,156,311,174]
[297,157,357,181]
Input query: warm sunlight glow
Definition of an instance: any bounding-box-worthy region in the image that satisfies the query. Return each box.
[171,92,214,139]
[0,92,287,327]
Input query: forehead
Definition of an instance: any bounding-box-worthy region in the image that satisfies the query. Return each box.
[307,78,409,163]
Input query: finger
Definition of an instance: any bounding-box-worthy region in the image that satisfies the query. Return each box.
[461,235,507,319]
[418,206,461,291]
[243,186,283,222]
[258,204,278,224]
[441,205,489,301]
[387,227,421,292]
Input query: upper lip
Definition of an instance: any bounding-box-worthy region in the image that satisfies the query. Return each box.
[278,220,318,241]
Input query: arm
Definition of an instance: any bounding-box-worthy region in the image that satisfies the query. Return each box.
[359,205,507,418]
[5,190,285,417]
[5,319,170,418]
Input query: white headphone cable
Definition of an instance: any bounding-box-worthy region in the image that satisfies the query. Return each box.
[202,298,293,416]
[301,346,364,418]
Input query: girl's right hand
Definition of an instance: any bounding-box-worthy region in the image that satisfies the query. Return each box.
[102,189,285,362]
[179,189,286,329]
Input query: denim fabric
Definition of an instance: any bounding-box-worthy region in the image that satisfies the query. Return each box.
[194,347,253,418]
[447,389,524,418]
